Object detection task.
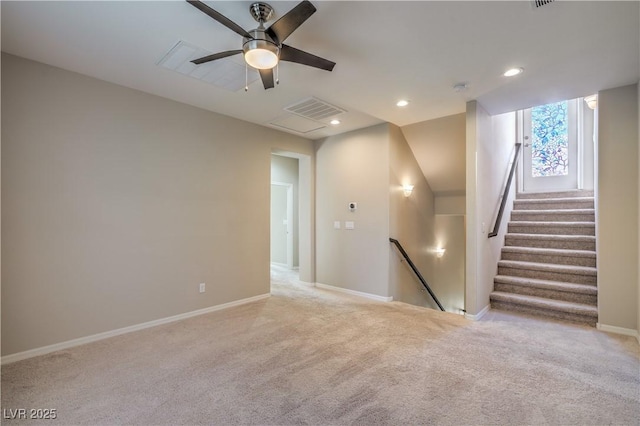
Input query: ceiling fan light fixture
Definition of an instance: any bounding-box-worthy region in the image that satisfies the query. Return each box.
[187,0,335,89]
[243,37,279,69]
[244,48,279,69]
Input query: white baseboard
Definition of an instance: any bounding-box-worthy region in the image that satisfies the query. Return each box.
[465,304,490,321]
[596,323,639,339]
[315,282,393,302]
[1,293,271,365]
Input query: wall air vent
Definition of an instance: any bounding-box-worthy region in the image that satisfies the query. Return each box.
[284,97,346,121]
[531,0,555,8]
[157,41,259,92]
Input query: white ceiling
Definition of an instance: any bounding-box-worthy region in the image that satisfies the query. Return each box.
[2,0,638,140]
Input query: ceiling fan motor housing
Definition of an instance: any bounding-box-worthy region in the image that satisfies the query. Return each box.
[249,2,274,23]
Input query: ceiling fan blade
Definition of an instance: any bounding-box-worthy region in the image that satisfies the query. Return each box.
[259,69,275,90]
[191,50,242,65]
[280,44,335,72]
[187,0,252,39]
[266,0,316,44]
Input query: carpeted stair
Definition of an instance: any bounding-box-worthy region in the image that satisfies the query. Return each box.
[490,190,598,326]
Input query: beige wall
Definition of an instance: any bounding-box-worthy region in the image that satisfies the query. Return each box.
[388,123,439,308]
[434,215,466,313]
[465,102,481,315]
[435,195,465,215]
[315,124,390,297]
[597,83,639,331]
[1,54,313,356]
[466,102,517,316]
[401,113,466,195]
[270,155,299,267]
[317,122,465,309]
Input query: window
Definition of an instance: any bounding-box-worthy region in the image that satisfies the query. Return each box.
[530,100,569,177]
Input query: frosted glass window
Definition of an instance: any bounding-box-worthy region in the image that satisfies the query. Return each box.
[531,100,569,177]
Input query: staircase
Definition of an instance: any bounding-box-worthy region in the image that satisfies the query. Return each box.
[490,190,598,326]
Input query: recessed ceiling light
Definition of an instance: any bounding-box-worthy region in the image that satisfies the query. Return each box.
[453,82,469,92]
[503,67,524,77]
[396,100,409,107]
[330,119,341,125]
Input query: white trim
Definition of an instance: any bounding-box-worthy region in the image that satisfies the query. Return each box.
[465,304,490,321]
[596,323,639,338]
[1,293,271,365]
[577,97,584,190]
[315,282,393,302]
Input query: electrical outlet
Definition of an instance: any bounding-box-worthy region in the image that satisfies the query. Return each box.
[199,283,206,293]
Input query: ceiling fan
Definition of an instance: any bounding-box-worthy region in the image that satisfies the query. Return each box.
[186,0,336,90]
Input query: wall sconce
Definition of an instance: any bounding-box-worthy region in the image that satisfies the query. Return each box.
[435,248,446,258]
[584,94,598,110]
[402,184,414,197]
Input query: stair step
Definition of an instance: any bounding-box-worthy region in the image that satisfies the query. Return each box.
[513,197,594,211]
[490,291,598,325]
[494,275,597,305]
[495,189,598,327]
[511,209,595,222]
[516,190,594,199]
[498,260,597,285]
[504,233,596,251]
[501,246,596,267]
[508,221,595,236]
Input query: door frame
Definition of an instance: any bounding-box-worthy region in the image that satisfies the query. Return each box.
[271,149,313,284]
[271,181,294,269]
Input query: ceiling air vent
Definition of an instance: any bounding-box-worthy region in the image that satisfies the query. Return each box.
[157,40,259,92]
[284,97,346,121]
[531,0,555,8]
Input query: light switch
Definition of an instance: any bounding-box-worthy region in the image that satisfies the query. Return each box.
[334,221,341,229]
[345,221,355,230]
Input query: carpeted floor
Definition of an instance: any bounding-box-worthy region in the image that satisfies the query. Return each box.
[2,266,639,425]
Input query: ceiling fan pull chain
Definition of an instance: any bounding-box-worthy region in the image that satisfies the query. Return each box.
[276,63,280,85]
[245,62,249,92]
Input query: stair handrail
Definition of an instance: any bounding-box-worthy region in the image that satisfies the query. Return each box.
[389,238,445,311]
[488,142,522,238]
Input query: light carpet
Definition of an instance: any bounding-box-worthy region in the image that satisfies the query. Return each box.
[2,267,639,425]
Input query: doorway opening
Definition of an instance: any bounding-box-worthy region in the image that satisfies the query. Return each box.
[270,154,299,271]
[518,97,596,194]
[270,150,314,288]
